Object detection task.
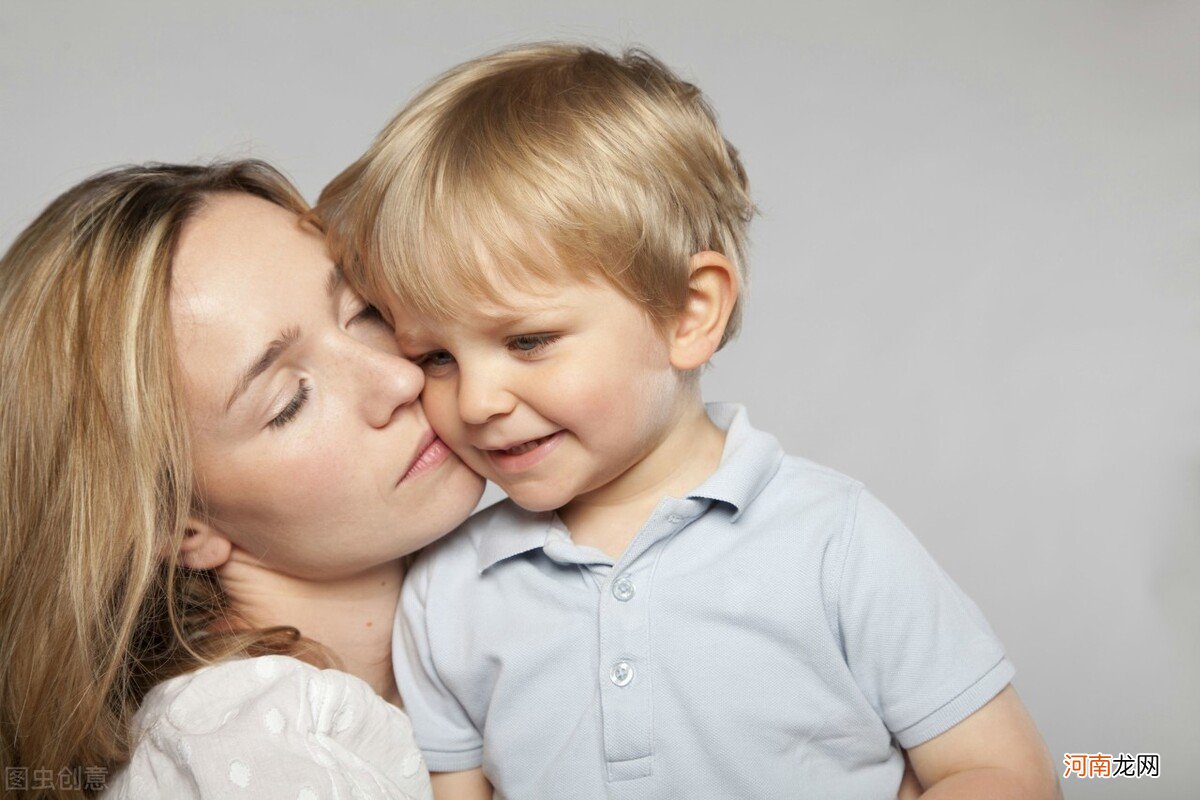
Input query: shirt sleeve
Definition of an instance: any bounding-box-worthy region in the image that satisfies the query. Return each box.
[103,656,432,800]
[836,487,1016,749]
[394,553,485,772]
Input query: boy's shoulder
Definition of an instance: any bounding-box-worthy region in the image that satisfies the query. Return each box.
[703,402,866,518]
[741,448,871,543]
[774,450,864,493]
[735,430,866,516]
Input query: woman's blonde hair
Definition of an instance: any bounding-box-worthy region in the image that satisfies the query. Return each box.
[0,161,329,797]
[318,42,755,347]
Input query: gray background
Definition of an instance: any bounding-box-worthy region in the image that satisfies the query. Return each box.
[2,2,1197,797]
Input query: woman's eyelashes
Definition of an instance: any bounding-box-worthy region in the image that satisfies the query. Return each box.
[269,379,310,429]
[263,300,383,432]
[351,302,386,326]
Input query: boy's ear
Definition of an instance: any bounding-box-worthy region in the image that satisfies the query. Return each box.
[175,516,234,570]
[667,251,739,371]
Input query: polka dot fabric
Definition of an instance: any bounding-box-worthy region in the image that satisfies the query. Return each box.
[103,655,431,799]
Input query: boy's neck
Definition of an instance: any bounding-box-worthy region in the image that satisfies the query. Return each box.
[216,557,405,706]
[558,400,726,561]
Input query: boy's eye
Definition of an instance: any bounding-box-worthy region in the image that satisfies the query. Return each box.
[507,334,560,355]
[414,350,456,373]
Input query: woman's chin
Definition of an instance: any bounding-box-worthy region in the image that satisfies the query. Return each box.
[404,459,488,547]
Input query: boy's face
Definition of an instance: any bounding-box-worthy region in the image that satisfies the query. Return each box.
[392,277,688,512]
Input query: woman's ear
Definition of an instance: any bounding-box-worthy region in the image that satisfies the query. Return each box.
[177,517,233,570]
[667,251,740,371]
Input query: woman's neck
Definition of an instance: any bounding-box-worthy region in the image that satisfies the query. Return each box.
[215,555,405,705]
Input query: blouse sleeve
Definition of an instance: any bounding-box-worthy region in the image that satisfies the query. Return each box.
[103,655,432,800]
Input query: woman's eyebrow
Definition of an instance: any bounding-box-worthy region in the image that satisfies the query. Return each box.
[326,266,344,297]
[224,326,301,413]
[223,267,341,414]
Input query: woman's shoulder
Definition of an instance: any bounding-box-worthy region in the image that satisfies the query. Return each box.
[134,654,349,733]
[103,655,431,799]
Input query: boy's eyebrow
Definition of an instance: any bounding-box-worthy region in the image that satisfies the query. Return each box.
[392,297,572,347]
[477,309,532,327]
[474,300,569,327]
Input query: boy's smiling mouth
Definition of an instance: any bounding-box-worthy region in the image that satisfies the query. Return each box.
[483,431,565,473]
[499,437,549,456]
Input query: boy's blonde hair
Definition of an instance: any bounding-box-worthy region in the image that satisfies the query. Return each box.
[319,42,754,347]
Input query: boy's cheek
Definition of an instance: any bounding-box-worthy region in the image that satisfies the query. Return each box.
[421,383,471,448]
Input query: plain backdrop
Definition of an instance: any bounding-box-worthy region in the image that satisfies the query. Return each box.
[2,2,1197,797]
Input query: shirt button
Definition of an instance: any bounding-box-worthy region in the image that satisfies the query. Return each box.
[667,513,683,524]
[610,661,635,687]
[612,577,635,602]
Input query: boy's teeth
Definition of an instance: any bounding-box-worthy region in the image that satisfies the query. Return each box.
[504,437,544,456]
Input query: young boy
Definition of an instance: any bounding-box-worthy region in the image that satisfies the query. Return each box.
[319,44,1059,800]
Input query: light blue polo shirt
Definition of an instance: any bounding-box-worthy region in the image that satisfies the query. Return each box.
[395,403,1014,799]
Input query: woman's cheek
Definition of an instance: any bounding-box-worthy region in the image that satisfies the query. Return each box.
[296,445,353,493]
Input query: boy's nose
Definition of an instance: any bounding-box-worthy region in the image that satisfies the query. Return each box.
[457,369,517,425]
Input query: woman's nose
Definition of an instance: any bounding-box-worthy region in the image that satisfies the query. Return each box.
[360,348,424,428]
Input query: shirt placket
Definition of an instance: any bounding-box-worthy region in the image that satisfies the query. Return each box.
[595,499,703,785]
[597,549,654,783]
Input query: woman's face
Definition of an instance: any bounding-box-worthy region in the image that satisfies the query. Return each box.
[170,192,484,580]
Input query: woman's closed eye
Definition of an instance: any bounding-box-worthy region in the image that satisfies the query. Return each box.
[350,302,386,326]
[268,379,310,429]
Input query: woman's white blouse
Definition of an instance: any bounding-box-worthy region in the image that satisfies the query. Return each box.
[103,655,432,800]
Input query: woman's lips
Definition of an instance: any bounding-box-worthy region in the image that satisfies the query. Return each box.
[484,430,564,473]
[398,435,452,483]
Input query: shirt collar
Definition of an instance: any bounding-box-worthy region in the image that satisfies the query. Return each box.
[475,503,557,574]
[685,402,784,521]
[474,402,784,573]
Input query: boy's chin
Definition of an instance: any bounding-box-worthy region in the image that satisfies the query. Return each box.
[497,482,573,514]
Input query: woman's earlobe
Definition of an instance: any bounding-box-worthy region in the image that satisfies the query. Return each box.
[668,251,739,371]
[177,518,233,570]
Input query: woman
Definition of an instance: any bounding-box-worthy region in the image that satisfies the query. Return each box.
[0,162,484,798]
